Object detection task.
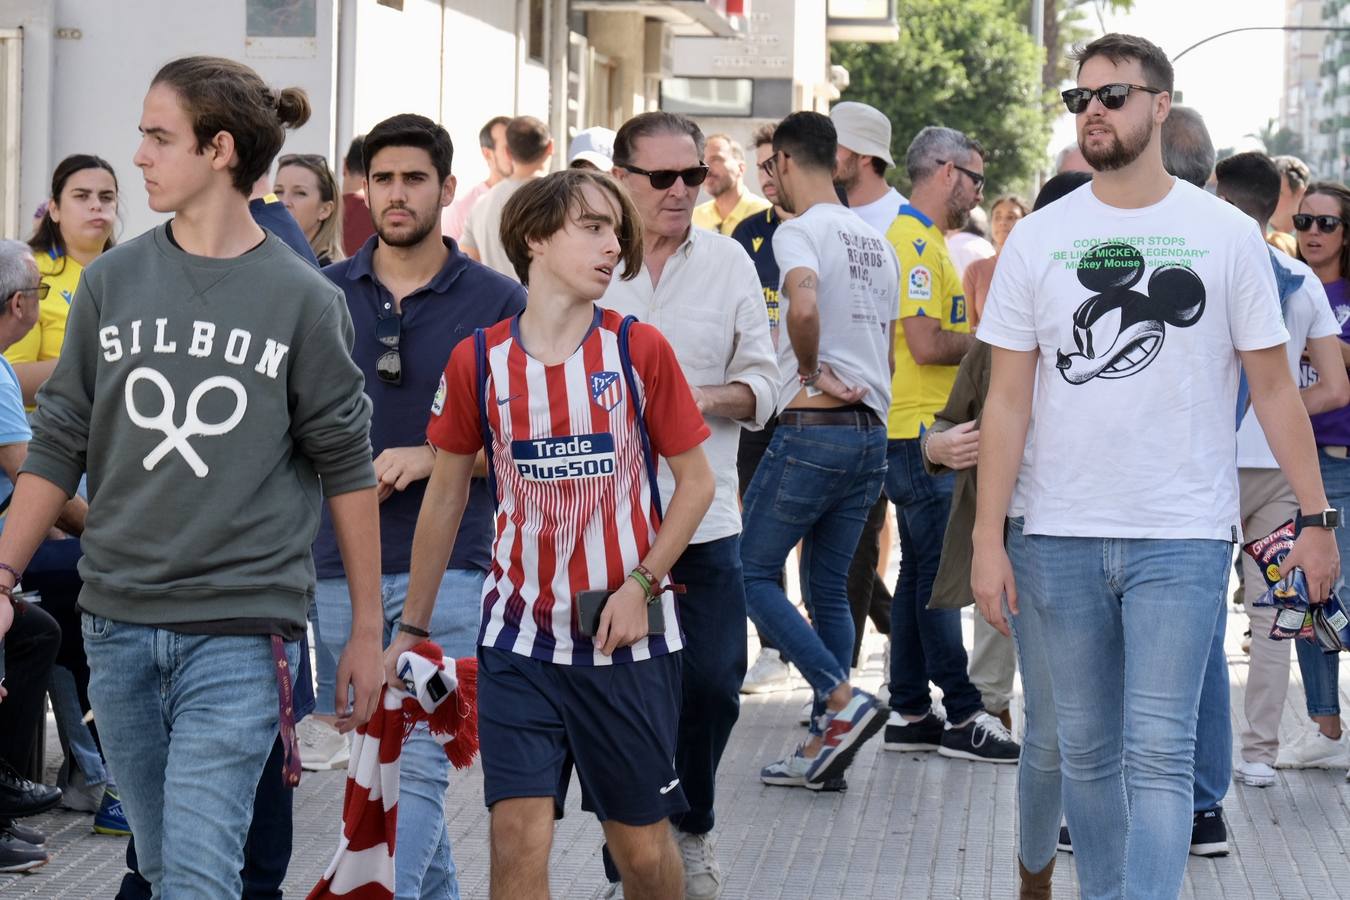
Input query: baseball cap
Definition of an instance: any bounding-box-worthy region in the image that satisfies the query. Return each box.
[830,102,894,168]
[568,127,616,172]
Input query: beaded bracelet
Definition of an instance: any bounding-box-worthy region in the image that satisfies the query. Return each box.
[0,562,21,584]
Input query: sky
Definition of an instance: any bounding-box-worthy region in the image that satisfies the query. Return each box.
[1050,0,1287,155]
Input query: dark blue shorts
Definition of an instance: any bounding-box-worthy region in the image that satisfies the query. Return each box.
[478,646,687,825]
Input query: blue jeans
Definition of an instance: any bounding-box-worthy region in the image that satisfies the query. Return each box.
[741,419,887,734]
[884,438,984,725]
[670,535,746,834]
[1193,603,1230,814]
[1024,534,1231,900]
[1302,448,1350,714]
[308,597,338,716]
[317,568,482,900]
[1005,518,1059,874]
[82,614,298,899]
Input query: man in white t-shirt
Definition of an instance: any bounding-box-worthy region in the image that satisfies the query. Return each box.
[830,102,908,236]
[1217,151,1350,786]
[973,33,1340,900]
[461,116,552,282]
[742,111,897,792]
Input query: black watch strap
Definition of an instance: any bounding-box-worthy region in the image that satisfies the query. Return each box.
[1297,508,1341,529]
[397,621,431,638]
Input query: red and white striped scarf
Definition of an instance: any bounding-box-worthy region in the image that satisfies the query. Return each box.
[307,642,478,900]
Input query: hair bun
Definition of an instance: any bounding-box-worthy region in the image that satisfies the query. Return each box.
[274,87,312,130]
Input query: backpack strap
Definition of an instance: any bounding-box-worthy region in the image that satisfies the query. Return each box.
[473,327,498,510]
[618,315,664,523]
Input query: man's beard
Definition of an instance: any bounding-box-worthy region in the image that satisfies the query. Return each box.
[375,207,437,248]
[833,156,859,194]
[707,174,734,198]
[1081,119,1152,172]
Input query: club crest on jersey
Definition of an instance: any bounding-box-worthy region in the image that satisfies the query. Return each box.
[431,373,447,415]
[590,370,622,412]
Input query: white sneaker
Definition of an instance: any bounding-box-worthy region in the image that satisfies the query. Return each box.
[741,649,794,694]
[298,717,350,771]
[677,831,723,900]
[1234,759,1276,787]
[1275,726,1350,769]
[58,770,105,814]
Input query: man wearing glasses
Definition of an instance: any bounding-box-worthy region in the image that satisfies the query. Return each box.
[879,126,1020,764]
[974,33,1339,898]
[315,113,525,898]
[604,110,777,900]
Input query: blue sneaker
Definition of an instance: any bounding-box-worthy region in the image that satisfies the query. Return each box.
[804,688,884,785]
[93,789,131,836]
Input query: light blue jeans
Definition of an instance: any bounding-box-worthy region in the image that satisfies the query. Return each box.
[316,568,483,900]
[81,614,298,899]
[50,664,109,787]
[1024,533,1232,900]
[1004,518,1059,874]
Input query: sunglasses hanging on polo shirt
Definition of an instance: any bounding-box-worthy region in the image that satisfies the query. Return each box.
[376,314,402,385]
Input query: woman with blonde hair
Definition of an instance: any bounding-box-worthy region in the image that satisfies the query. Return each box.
[274,153,345,265]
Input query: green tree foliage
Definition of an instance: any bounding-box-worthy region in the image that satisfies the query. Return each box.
[1004,0,1136,89]
[1248,118,1305,158]
[831,0,1054,196]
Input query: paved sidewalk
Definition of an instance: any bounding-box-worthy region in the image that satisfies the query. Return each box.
[4,604,1350,898]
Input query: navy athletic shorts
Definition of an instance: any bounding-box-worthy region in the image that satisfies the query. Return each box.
[478,646,687,825]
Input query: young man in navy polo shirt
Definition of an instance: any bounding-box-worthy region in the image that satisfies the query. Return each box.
[315,113,525,899]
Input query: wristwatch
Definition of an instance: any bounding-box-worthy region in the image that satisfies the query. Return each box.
[1297,508,1341,529]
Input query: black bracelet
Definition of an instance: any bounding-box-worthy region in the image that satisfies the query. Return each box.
[396,621,431,638]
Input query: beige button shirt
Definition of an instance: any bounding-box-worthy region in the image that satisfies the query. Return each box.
[602,227,777,543]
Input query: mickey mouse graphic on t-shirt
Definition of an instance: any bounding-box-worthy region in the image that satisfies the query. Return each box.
[1056,242,1206,384]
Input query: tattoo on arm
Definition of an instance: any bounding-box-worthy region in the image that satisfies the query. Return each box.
[796,274,817,291]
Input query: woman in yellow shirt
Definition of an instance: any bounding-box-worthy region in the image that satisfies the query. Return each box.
[18,155,119,405]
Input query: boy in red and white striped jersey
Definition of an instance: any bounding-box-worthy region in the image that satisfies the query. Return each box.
[388,169,714,899]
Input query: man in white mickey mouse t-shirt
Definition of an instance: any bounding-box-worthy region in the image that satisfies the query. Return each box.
[971,33,1340,900]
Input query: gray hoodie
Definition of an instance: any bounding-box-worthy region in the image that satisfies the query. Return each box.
[22,224,375,630]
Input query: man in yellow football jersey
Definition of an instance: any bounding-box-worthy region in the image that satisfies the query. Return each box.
[880,126,1019,763]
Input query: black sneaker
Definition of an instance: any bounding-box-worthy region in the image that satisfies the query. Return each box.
[0,828,48,873]
[0,819,44,847]
[939,712,1020,763]
[1190,809,1228,857]
[1057,825,1073,853]
[0,761,61,819]
[883,709,945,751]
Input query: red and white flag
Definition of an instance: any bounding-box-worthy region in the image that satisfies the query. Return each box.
[307,642,478,900]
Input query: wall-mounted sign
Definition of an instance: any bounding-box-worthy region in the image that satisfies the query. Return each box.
[245,0,318,58]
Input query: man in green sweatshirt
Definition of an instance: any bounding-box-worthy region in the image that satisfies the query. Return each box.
[0,57,384,897]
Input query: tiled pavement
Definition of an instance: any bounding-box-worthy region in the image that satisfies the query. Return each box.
[5,603,1350,898]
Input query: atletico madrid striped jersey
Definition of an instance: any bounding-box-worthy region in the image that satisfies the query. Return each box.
[427,306,710,666]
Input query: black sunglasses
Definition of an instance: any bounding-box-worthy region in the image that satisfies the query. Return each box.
[619,164,709,190]
[1061,83,1163,115]
[375,314,402,385]
[936,159,985,191]
[1293,214,1345,234]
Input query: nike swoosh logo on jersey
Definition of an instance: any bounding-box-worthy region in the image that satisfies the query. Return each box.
[497,394,522,406]
[659,778,680,795]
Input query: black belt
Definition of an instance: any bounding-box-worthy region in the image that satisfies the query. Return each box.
[778,407,881,428]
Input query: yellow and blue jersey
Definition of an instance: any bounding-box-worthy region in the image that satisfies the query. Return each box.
[884,204,970,439]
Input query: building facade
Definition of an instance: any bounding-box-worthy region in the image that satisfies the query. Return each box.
[1,0,741,239]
